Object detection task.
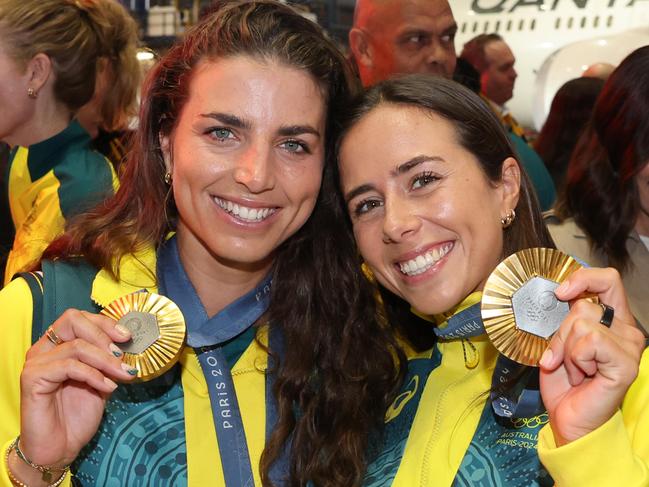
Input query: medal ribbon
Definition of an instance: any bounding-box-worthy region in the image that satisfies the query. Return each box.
[433,303,544,418]
[157,237,272,486]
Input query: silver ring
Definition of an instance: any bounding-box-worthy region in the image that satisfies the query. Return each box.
[45,326,64,346]
[599,303,615,328]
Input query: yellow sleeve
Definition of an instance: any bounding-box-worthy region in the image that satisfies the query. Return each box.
[538,349,649,486]
[0,279,72,487]
[4,185,65,285]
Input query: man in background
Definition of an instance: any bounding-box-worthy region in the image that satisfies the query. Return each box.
[460,34,523,138]
[349,0,457,87]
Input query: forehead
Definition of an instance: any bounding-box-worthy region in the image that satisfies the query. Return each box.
[485,41,514,63]
[339,104,468,177]
[182,55,326,115]
[370,0,455,35]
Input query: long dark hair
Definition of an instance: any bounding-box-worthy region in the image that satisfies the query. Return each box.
[555,46,649,272]
[534,77,604,190]
[44,2,402,485]
[334,75,554,349]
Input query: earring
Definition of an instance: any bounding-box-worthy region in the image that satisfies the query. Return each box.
[164,172,172,185]
[500,209,516,228]
[27,88,37,99]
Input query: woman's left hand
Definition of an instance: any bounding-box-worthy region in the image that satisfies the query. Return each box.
[539,267,646,446]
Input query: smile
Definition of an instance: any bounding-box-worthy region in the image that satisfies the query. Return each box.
[213,196,277,222]
[398,243,453,276]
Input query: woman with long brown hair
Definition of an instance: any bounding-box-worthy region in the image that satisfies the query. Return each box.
[335,75,648,486]
[0,2,400,486]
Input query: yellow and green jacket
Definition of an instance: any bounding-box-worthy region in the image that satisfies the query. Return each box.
[365,294,649,486]
[0,246,276,486]
[4,120,117,285]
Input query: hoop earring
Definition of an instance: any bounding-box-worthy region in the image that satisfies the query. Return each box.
[500,209,516,229]
[27,88,37,99]
[164,172,172,185]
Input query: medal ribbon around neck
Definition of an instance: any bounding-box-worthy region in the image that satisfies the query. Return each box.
[157,237,271,487]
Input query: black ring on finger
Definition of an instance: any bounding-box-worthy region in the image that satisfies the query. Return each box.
[599,303,615,328]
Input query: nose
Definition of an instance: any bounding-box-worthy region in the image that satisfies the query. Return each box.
[382,197,421,244]
[233,143,276,193]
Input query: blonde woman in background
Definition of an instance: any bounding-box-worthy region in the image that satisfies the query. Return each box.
[0,0,120,285]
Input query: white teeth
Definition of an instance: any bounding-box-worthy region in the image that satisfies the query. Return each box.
[213,197,275,222]
[398,243,453,276]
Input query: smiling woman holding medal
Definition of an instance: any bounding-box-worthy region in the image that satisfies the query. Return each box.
[0,2,402,486]
[335,75,649,486]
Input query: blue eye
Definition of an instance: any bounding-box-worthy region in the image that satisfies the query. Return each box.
[412,171,439,189]
[281,139,310,154]
[354,198,382,216]
[209,127,234,141]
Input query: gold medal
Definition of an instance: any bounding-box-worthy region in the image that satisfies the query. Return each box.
[481,248,584,366]
[102,292,186,381]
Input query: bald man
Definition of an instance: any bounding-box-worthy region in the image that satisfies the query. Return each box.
[349,0,458,87]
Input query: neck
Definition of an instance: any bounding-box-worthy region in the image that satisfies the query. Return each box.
[9,97,71,147]
[176,227,273,318]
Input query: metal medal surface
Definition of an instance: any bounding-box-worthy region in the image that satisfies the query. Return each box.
[102,292,186,381]
[481,248,590,366]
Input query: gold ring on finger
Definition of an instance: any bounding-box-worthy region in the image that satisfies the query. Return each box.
[45,326,64,346]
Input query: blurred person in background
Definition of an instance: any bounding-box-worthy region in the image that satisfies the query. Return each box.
[75,0,141,171]
[457,34,556,210]
[0,0,119,286]
[348,0,458,87]
[535,77,604,191]
[547,46,649,335]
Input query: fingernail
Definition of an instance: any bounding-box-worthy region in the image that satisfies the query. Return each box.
[104,377,118,391]
[121,363,138,376]
[109,343,123,357]
[555,280,570,295]
[115,324,131,337]
[539,348,553,368]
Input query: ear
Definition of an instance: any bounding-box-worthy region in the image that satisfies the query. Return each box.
[159,133,172,174]
[349,28,374,68]
[499,157,521,217]
[26,53,53,94]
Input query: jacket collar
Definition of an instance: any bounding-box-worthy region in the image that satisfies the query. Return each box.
[90,245,158,308]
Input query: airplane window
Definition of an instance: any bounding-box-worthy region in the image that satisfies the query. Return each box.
[461,22,467,33]
[506,19,512,31]
[531,18,536,30]
[568,17,573,29]
[472,21,478,33]
[594,16,599,28]
[495,20,501,32]
[518,19,524,31]
[607,15,613,27]
[580,16,586,28]
[555,17,561,29]
[483,21,490,32]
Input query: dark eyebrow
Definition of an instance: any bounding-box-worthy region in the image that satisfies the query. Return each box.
[394,155,445,175]
[345,155,444,203]
[200,112,251,130]
[278,125,321,138]
[345,184,375,205]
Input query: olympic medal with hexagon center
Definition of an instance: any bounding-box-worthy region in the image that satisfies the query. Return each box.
[102,292,186,381]
[481,248,586,366]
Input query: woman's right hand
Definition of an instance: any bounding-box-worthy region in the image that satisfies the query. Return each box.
[10,309,137,483]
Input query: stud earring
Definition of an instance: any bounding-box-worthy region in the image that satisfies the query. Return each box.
[500,209,516,228]
[27,88,37,99]
[164,172,172,185]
